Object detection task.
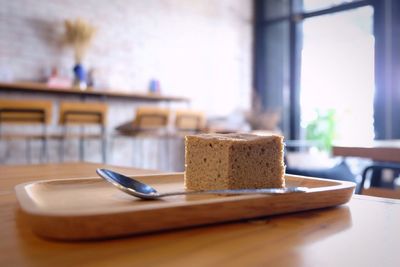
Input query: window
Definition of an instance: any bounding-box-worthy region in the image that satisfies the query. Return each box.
[303,0,362,12]
[254,0,379,149]
[300,6,375,147]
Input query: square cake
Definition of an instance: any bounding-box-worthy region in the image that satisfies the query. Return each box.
[184,133,285,190]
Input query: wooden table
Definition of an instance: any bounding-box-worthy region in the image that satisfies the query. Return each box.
[333,140,400,163]
[1,163,400,266]
[333,141,400,199]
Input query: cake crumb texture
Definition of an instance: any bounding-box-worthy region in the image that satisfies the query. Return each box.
[184,133,285,190]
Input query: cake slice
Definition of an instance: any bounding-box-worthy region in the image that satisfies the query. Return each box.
[184,133,285,190]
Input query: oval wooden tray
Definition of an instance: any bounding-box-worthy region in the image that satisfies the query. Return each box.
[15,173,355,240]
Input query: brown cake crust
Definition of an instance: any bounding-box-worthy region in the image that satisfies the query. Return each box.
[184,133,285,190]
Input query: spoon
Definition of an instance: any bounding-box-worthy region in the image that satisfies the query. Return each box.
[96,168,308,200]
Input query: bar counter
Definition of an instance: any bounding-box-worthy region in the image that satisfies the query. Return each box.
[0,82,189,165]
[0,81,189,102]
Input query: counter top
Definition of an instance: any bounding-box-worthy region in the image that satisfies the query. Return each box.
[0,81,189,102]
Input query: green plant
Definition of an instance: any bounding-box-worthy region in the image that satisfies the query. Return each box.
[305,109,336,152]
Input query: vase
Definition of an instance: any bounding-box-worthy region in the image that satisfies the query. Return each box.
[73,63,87,90]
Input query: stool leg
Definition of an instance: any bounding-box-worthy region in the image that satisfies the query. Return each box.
[0,139,4,163]
[132,138,135,167]
[139,137,145,168]
[0,126,4,163]
[153,138,158,170]
[59,138,65,162]
[41,137,48,163]
[79,126,84,162]
[158,137,165,171]
[147,139,151,169]
[101,126,106,163]
[26,138,31,164]
[132,137,139,167]
[135,137,141,168]
[79,138,84,161]
[109,135,115,164]
[38,125,48,163]
[3,140,11,163]
[59,126,66,162]
[139,138,144,168]
[166,135,171,171]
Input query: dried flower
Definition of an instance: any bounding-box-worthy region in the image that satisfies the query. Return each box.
[63,18,96,63]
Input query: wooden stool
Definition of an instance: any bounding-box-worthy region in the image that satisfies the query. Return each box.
[134,106,170,169]
[58,102,108,163]
[170,109,206,171]
[114,106,170,169]
[174,109,206,134]
[134,106,170,130]
[0,99,52,163]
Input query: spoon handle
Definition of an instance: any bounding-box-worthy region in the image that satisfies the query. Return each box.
[159,187,308,197]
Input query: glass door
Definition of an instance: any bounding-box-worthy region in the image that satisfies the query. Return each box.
[299,6,374,150]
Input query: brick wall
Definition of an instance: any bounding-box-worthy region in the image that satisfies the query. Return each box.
[0,0,253,168]
[0,0,253,116]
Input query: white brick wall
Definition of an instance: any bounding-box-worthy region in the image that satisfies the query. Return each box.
[0,0,253,169]
[0,0,253,116]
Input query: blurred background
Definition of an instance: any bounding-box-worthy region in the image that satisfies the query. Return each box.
[1,0,400,195]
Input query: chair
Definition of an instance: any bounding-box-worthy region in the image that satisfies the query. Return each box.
[286,160,357,184]
[358,162,400,197]
[174,109,206,134]
[114,106,170,169]
[58,102,108,163]
[284,141,358,191]
[168,109,206,171]
[114,106,170,134]
[133,106,170,131]
[0,99,52,163]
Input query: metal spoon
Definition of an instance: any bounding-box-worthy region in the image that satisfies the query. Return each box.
[96,168,308,200]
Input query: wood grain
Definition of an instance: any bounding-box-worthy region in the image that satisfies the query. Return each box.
[0,98,53,124]
[332,140,400,163]
[15,173,355,240]
[59,101,108,125]
[134,106,170,129]
[174,109,206,131]
[1,163,400,267]
[332,141,400,199]
[363,187,400,199]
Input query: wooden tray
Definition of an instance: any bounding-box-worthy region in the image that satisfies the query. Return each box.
[15,173,355,240]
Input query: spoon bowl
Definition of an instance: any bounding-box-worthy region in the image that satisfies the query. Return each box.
[96,168,308,200]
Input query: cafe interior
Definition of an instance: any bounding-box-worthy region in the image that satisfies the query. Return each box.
[1,0,400,266]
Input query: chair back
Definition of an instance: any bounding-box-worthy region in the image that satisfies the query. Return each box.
[133,106,170,129]
[59,102,108,125]
[0,99,52,125]
[174,109,205,132]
